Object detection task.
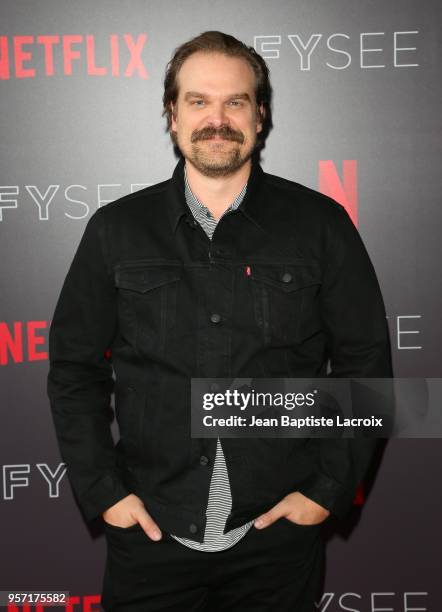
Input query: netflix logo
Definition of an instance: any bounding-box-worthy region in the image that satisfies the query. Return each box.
[0,320,49,365]
[0,320,112,366]
[318,160,357,226]
[0,33,148,80]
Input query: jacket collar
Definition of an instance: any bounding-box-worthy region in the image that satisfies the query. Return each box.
[166,155,267,233]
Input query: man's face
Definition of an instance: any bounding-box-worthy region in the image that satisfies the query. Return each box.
[170,52,263,177]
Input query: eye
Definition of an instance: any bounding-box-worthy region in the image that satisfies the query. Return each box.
[228,100,242,107]
[192,100,205,107]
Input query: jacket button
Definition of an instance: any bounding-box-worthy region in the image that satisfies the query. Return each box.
[189,523,198,534]
[210,313,221,324]
[199,455,209,466]
[281,272,292,283]
[210,382,220,392]
[127,386,135,392]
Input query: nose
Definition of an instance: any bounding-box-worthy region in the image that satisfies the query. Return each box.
[207,101,228,127]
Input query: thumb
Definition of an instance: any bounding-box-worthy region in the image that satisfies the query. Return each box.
[254,500,287,529]
[137,509,163,541]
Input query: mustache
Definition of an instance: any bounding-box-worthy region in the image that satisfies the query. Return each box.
[191,125,244,144]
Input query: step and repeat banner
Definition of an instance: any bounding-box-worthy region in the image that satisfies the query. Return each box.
[1,1,441,610]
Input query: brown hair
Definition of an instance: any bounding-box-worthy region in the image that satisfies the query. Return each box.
[162,30,272,150]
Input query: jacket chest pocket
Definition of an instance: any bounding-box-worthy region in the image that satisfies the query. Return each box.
[114,263,182,353]
[250,263,321,346]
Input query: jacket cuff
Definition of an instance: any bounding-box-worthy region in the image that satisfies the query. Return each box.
[78,472,131,522]
[297,471,354,520]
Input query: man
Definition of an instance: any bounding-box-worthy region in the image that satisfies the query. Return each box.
[47,31,393,611]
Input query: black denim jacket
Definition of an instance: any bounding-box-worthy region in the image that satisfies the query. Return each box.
[47,157,393,541]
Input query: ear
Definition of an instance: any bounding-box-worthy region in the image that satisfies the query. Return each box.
[256,103,265,134]
[171,102,179,131]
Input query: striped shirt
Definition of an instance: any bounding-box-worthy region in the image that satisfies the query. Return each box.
[169,165,255,552]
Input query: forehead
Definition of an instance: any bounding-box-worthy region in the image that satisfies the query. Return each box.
[176,52,256,97]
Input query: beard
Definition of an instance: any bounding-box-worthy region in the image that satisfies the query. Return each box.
[177,124,256,178]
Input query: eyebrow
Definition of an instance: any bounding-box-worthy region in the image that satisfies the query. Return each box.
[183,91,251,101]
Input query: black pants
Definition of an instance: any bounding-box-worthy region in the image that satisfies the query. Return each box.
[101,518,324,611]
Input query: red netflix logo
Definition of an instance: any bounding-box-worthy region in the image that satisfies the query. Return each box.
[319,160,358,226]
[0,320,49,365]
[0,34,148,79]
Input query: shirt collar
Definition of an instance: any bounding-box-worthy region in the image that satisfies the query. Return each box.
[166,156,266,234]
[183,164,247,219]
